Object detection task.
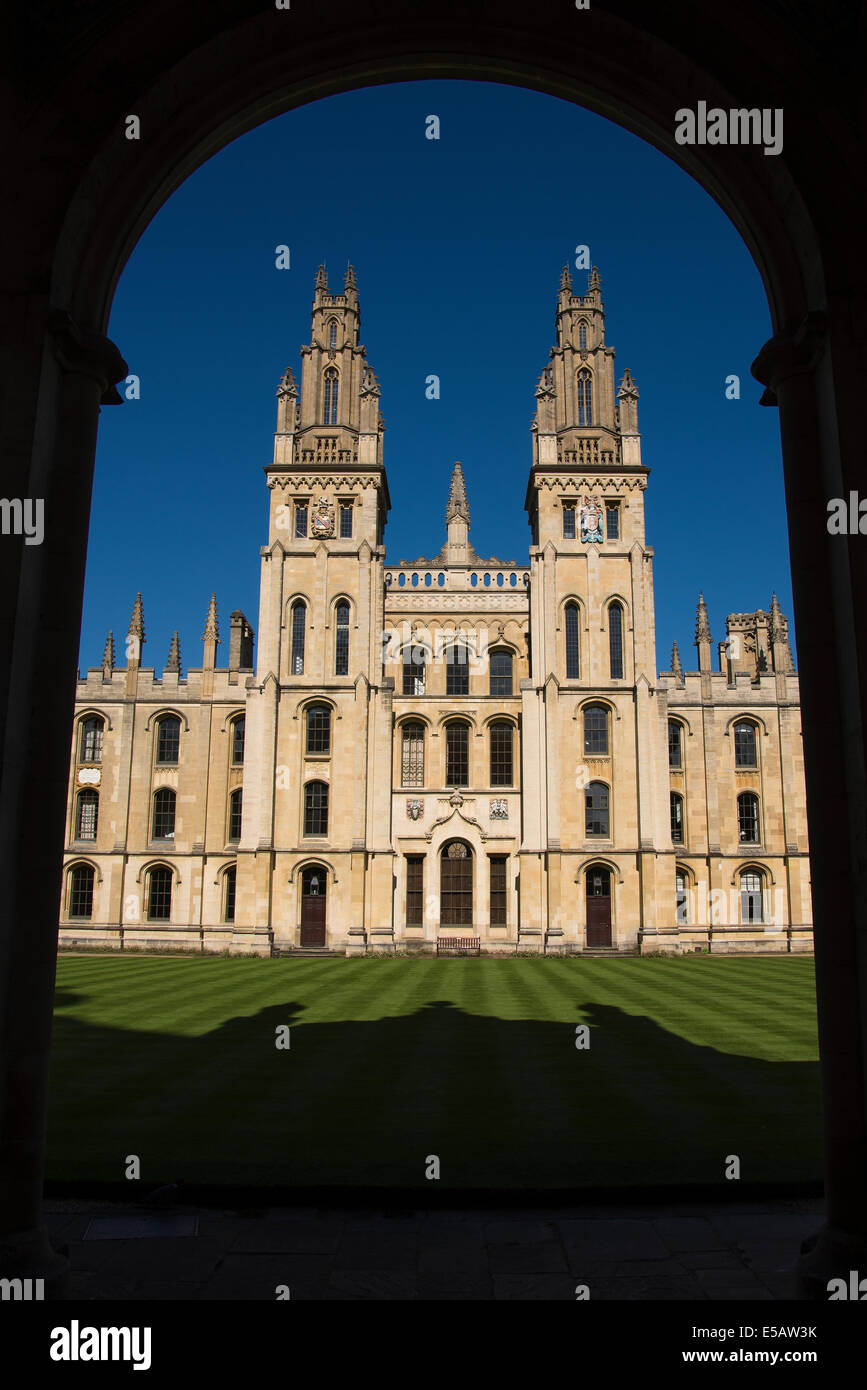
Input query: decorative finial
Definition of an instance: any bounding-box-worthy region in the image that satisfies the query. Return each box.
[695,593,711,644]
[315,264,328,291]
[446,461,470,525]
[618,368,638,397]
[202,593,220,643]
[276,366,297,398]
[588,266,601,292]
[345,263,357,290]
[671,640,683,679]
[560,264,572,293]
[166,631,181,674]
[127,593,145,642]
[101,631,115,674]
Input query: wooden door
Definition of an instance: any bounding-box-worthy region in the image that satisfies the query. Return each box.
[440,841,473,926]
[300,866,326,946]
[585,868,612,947]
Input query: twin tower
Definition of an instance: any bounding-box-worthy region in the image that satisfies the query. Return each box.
[60,266,811,955]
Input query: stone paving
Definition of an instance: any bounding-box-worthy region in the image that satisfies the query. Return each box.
[43,1196,824,1300]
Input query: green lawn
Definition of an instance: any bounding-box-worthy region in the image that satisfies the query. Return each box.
[47,955,821,1190]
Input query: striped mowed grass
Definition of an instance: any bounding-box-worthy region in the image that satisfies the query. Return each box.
[47,954,820,1190]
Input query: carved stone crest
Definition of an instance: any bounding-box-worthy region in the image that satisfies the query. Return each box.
[310,496,335,538]
[490,798,508,820]
[580,496,604,543]
[406,798,424,821]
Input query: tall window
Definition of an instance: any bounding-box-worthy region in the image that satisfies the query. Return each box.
[147,866,172,921]
[323,368,339,425]
[304,781,328,836]
[563,506,576,539]
[489,722,514,787]
[339,503,353,538]
[676,870,689,925]
[446,643,469,696]
[490,856,507,926]
[578,320,587,350]
[489,649,513,696]
[740,870,764,922]
[565,602,580,679]
[403,646,426,695]
[291,601,306,675]
[228,788,243,842]
[152,788,176,840]
[232,716,245,766]
[76,789,98,841]
[306,704,331,755]
[670,791,684,844]
[156,716,180,765]
[577,369,593,426]
[583,704,609,755]
[406,856,424,927]
[328,318,337,349]
[609,602,624,679]
[734,721,757,767]
[737,791,760,843]
[334,600,350,675]
[445,722,469,787]
[440,840,473,926]
[668,720,682,769]
[80,716,104,763]
[223,865,237,924]
[605,503,619,539]
[401,722,425,786]
[585,781,610,837]
[69,864,94,919]
[295,501,308,538]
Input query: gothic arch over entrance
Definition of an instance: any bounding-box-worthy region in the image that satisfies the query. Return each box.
[4,2,866,1295]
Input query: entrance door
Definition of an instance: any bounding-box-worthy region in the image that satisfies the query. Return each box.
[440,840,473,926]
[585,867,612,947]
[300,865,326,946]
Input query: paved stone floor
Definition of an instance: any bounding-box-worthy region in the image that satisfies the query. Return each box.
[44,1196,823,1300]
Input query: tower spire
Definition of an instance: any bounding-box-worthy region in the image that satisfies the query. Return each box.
[165,631,181,674]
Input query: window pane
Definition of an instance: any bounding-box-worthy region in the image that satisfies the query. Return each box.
[609,604,624,679]
[605,504,619,540]
[81,718,103,762]
[565,604,580,679]
[295,504,308,538]
[304,781,328,836]
[232,717,245,765]
[446,645,469,696]
[445,724,469,786]
[147,866,172,921]
[403,649,426,695]
[490,722,513,786]
[577,369,593,426]
[670,792,684,843]
[335,602,349,675]
[676,871,688,924]
[401,723,425,786]
[156,717,180,764]
[584,705,608,755]
[440,842,473,925]
[291,602,306,674]
[734,722,757,767]
[406,856,424,926]
[563,507,576,539]
[738,792,759,843]
[70,865,94,919]
[306,705,331,754]
[339,505,353,538]
[224,866,236,923]
[76,790,98,840]
[490,856,507,926]
[668,720,682,768]
[152,789,175,839]
[229,789,242,841]
[489,650,513,697]
[585,782,609,836]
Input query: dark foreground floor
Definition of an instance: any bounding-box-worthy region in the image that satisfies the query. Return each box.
[44,1195,823,1300]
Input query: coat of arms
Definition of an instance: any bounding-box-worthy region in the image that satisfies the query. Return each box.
[580,496,604,543]
[490,798,508,820]
[311,496,335,538]
[406,798,424,821]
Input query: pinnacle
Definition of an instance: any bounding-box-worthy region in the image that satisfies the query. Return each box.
[671,640,683,676]
[166,631,181,673]
[127,593,145,641]
[202,593,220,643]
[102,631,115,671]
[446,461,470,525]
[695,593,711,644]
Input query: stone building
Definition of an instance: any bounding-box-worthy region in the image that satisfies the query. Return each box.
[59,266,812,955]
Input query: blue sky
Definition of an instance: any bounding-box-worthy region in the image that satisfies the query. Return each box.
[84,80,793,674]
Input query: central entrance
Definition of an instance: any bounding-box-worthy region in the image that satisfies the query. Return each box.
[300,864,327,946]
[440,839,473,926]
[585,866,612,948]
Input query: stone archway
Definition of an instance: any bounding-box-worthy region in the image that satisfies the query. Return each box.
[2,2,865,1296]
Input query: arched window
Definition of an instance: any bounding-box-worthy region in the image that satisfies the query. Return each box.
[577,368,593,426]
[80,716,104,763]
[670,791,684,844]
[156,715,180,765]
[489,649,513,697]
[328,318,337,349]
[152,788,176,840]
[69,864,95,919]
[676,869,689,924]
[737,791,760,843]
[490,721,514,786]
[740,869,764,923]
[565,602,580,679]
[147,865,172,921]
[734,720,758,767]
[228,788,243,842]
[401,722,425,787]
[232,716,245,766]
[668,719,682,768]
[223,865,237,923]
[291,600,306,675]
[75,789,98,841]
[578,320,587,350]
[609,602,624,679]
[583,704,609,755]
[403,645,426,695]
[585,781,610,837]
[445,721,470,787]
[440,840,473,926]
[446,642,470,696]
[323,367,339,425]
[304,781,329,836]
[334,600,350,675]
[306,704,331,755]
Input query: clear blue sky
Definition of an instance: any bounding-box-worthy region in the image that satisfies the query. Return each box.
[83,80,793,674]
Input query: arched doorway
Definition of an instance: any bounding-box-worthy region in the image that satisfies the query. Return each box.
[585,866,612,948]
[300,864,327,947]
[440,840,473,927]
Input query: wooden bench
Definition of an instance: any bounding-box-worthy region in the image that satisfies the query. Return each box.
[437,936,481,957]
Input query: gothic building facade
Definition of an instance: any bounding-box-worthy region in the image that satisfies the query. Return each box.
[59,267,812,955]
